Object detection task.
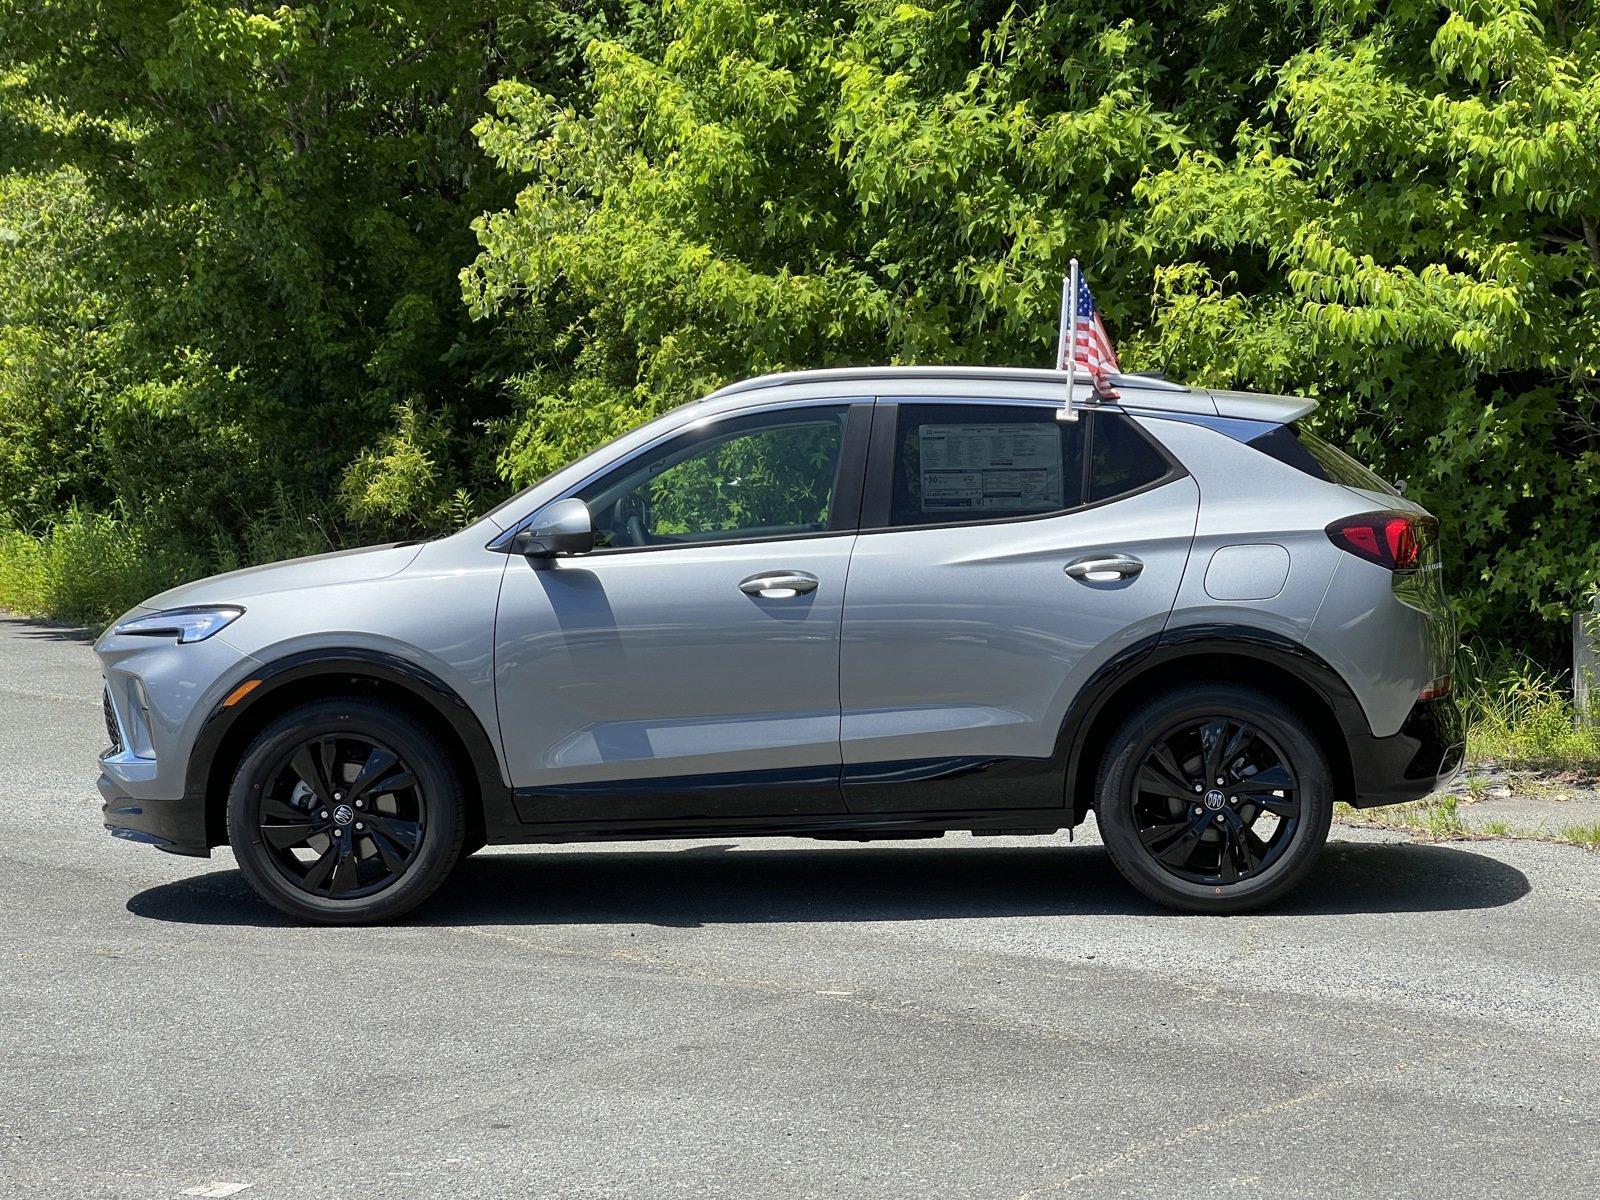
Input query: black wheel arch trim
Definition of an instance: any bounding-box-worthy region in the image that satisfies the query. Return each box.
[185,648,517,847]
[1057,623,1378,823]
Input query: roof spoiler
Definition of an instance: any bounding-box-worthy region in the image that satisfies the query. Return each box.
[1207,388,1318,424]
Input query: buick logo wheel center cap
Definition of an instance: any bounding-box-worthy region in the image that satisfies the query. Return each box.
[332,804,355,826]
[1203,789,1227,811]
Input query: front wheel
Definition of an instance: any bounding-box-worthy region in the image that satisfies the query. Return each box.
[1095,684,1333,913]
[227,698,465,924]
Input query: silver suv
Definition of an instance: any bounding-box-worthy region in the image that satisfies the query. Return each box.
[95,367,1462,922]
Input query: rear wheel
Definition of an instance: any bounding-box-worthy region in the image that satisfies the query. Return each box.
[227,698,465,924]
[1095,684,1333,913]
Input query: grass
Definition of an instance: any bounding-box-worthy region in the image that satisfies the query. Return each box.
[1336,795,1466,838]
[0,496,336,629]
[1460,648,1600,774]
[1335,799,1600,851]
[0,508,191,627]
[1558,822,1600,851]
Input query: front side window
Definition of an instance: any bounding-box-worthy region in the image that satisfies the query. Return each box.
[576,406,850,549]
[887,403,1086,527]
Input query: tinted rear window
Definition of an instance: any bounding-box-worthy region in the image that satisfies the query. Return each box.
[1089,413,1171,503]
[888,404,1085,526]
[1249,424,1399,497]
[883,405,1174,528]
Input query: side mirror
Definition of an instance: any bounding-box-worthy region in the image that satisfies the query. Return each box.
[507,498,595,559]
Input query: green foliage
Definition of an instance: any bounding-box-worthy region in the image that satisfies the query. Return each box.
[1460,646,1600,771]
[1137,0,1600,644]
[0,0,579,594]
[467,0,1600,659]
[642,420,841,537]
[0,0,1597,666]
[0,508,189,626]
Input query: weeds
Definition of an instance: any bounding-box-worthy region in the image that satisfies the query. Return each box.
[1458,646,1600,775]
[0,493,338,629]
[1557,822,1600,850]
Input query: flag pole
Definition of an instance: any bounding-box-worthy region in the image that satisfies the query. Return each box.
[1057,258,1079,422]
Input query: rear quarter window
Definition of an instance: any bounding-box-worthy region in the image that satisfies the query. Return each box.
[1249,424,1399,497]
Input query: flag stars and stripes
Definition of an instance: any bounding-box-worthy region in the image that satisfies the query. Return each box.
[1066,273,1120,398]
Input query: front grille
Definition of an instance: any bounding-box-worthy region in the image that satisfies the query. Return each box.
[103,686,124,754]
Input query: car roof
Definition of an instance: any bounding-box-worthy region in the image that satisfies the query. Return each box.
[707,366,1317,424]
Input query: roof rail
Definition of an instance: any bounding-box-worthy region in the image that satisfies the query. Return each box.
[708,365,1192,398]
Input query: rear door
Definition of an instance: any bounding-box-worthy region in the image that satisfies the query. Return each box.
[837,398,1199,813]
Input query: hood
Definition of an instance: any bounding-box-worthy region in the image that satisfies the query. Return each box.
[134,542,427,612]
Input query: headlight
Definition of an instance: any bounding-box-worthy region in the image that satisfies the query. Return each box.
[113,605,244,644]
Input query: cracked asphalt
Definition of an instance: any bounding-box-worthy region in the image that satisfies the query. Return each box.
[2,613,1597,1198]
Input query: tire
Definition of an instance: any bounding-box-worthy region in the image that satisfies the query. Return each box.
[227,697,466,924]
[1095,684,1333,913]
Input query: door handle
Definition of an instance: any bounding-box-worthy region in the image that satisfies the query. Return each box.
[1065,554,1144,582]
[739,571,820,599]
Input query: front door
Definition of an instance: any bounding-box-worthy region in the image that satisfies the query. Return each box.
[838,400,1199,812]
[494,401,868,824]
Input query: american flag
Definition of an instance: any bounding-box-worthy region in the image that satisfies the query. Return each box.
[1056,270,1120,399]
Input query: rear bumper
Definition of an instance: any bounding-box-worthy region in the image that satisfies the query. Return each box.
[1346,695,1466,809]
[97,770,211,857]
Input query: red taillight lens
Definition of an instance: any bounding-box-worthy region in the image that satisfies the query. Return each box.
[1326,511,1433,572]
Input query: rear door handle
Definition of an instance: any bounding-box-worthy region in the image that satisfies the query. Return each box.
[739,571,819,598]
[1065,554,1144,582]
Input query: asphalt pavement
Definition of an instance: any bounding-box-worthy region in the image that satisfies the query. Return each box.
[1,613,1597,1199]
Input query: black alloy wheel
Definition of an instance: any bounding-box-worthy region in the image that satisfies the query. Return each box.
[228,698,465,924]
[1095,684,1332,913]
[257,733,426,899]
[1131,717,1300,885]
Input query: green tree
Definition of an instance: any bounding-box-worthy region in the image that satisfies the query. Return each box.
[1138,0,1600,642]
[0,0,573,558]
[467,0,1600,654]
[463,0,1284,479]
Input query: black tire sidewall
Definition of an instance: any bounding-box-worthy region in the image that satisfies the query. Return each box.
[227,699,464,924]
[1096,685,1333,913]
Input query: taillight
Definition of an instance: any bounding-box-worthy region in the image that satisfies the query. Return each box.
[1326,511,1434,572]
[1418,674,1453,701]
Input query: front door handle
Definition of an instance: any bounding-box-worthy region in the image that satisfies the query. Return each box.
[1065,554,1144,582]
[739,571,820,599]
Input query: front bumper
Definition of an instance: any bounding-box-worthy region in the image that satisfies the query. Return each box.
[1346,695,1466,809]
[98,766,211,857]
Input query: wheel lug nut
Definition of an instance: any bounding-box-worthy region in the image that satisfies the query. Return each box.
[1215,815,1226,824]
[1193,784,1203,793]
[332,829,341,837]
[1216,778,1224,785]
[355,822,364,831]
[320,810,329,819]
[1193,807,1202,816]
[355,799,364,808]
[334,792,343,801]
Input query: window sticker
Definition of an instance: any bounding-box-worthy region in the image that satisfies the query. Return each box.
[918,423,1064,512]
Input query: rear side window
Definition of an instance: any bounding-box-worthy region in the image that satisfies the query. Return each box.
[888,404,1084,526]
[881,404,1174,529]
[1088,413,1171,503]
[1249,423,1399,497]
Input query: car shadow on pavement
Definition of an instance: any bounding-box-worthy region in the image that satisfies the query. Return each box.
[0,614,95,643]
[126,839,1530,928]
